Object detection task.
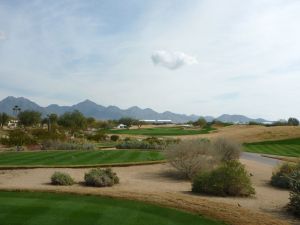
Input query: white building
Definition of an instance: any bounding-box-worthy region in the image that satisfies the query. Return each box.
[116,124,127,129]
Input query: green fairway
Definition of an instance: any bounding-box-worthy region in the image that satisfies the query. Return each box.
[244,138,300,157]
[108,126,215,136]
[0,191,225,225]
[0,150,164,166]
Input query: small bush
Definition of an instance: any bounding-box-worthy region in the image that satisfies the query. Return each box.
[192,160,255,197]
[271,163,298,189]
[110,135,119,142]
[84,168,119,187]
[212,137,241,161]
[288,167,300,217]
[116,140,158,150]
[51,172,74,186]
[165,139,219,179]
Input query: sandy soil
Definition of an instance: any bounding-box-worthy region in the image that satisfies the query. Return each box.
[0,159,297,225]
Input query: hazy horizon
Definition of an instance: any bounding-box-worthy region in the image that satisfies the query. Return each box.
[1,0,300,120]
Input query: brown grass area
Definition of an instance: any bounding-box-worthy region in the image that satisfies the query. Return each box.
[180,125,300,143]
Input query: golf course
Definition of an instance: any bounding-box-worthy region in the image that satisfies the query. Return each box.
[0,150,164,167]
[0,191,225,225]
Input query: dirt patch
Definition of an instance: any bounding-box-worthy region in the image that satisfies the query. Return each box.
[0,159,298,224]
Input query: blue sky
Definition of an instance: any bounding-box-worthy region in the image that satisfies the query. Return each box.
[0,0,300,120]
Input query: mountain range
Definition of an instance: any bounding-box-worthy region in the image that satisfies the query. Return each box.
[0,96,269,123]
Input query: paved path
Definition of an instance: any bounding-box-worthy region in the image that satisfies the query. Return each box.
[241,152,282,166]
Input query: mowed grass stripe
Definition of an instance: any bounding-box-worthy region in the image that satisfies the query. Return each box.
[244,138,300,157]
[0,150,164,166]
[0,191,225,225]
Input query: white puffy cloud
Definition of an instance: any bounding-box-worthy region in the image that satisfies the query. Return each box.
[151,50,198,70]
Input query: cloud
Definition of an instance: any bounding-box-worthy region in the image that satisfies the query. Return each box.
[0,31,7,40]
[151,50,198,70]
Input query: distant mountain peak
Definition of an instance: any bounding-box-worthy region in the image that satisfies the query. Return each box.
[0,96,270,123]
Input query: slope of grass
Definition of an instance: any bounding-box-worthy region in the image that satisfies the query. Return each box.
[244,138,300,157]
[0,191,225,225]
[0,150,164,166]
[108,126,215,136]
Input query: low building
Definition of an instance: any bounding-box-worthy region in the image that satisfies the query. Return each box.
[7,120,18,129]
[116,124,127,129]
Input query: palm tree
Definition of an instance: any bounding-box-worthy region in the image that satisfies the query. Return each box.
[12,105,21,117]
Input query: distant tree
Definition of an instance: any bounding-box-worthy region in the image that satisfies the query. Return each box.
[18,110,41,127]
[193,118,207,127]
[288,118,299,126]
[0,113,9,128]
[48,113,58,125]
[58,110,87,132]
[118,117,136,128]
[86,117,96,127]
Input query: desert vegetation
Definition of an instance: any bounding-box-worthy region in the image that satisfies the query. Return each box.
[51,171,75,186]
[192,160,255,197]
[84,168,119,187]
[165,138,241,179]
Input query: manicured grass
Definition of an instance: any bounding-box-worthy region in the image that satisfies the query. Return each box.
[0,191,225,225]
[244,138,300,157]
[0,150,164,166]
[108,126,216,136]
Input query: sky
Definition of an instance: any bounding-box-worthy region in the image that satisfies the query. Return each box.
[0,0,300,120]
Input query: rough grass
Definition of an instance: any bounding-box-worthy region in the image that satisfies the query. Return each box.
[108,126,216,136]
[0,191,225,225]
[244,138,300,157]
[0,150,164,166]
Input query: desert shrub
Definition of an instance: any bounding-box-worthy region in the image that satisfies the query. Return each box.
[30,128,66,141]
[84,168,119,187]
[165,139,219,179]
[192,160,255,197]
[110,135,119,142]
[271,163,299,189]
[116,140,159,150]
[42,140,95,150]
[116,137,180,150]
[212,137,241,162]
[51,172,74,186]
[0,129,36,147]
[288,167,300,217]
[86,131,108,141]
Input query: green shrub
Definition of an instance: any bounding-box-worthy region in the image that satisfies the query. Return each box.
[116,140,158,149]
[271,163,298,189]
[192,160,255,197]
[86,131,108,141]
[84,168,119,187]
[288,168,300,217]
[0,129,36,147]
[30,128,66,141]
[42,140,95,150]
[110,135,119,142]
[51,172,74,186]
